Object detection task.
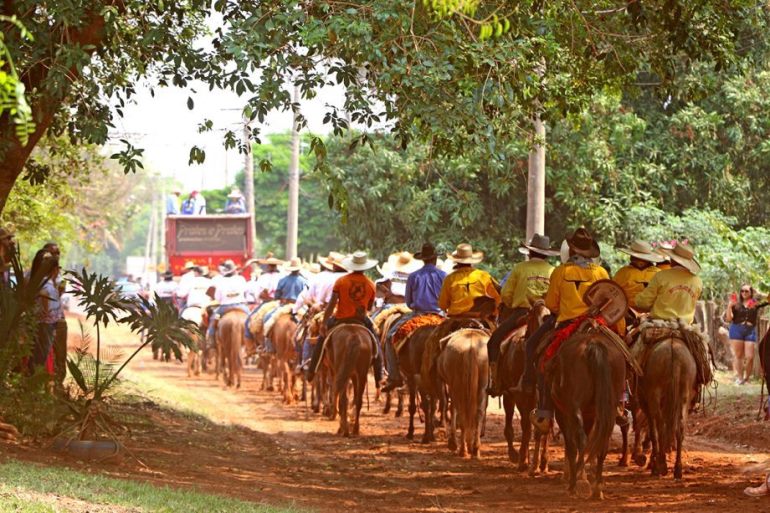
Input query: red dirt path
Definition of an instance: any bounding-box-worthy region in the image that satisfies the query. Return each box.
[3,324,770,512]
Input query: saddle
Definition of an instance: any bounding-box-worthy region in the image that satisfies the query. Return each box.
[393,313,444,352]
[634,319,713,386]
[324,320,379,360]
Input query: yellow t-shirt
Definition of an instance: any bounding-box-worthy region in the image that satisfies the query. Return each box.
[635,267,702,323]
[438,266,501,316]
[545,262,610,323]
[500,258,554,309]
[613,264,660,308]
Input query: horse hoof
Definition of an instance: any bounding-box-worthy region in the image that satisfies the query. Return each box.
[508,451,518,464]
[575,480,592,499]
[406,432,414,440]
[447,438,457,452]
[634,454,647,467]
[591,490,604,500]
[674,466,683,480]
[618,458,628,468]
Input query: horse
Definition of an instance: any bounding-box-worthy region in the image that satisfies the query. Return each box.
[638,337,697,478]
[325,323,375,436]
[498,302,549,473]
[181,305,204,377]
[271,313,300,404]
[395,324,435,441]
[216,309,248,388]
[548,324,626,499]
[437,328,489,458]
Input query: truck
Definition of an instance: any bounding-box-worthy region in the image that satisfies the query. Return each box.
[165,214,255,276]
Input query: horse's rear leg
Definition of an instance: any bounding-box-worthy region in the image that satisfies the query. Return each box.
[382,390,392,414]
[407,377,417,440]
[517,399,532,472]
[338,379,350,437]
[673,414,685,480]
[540,430,550,474]
[352,374,365,436]
[619,422,629,467]
[592,449,606,500]
[447,403,459,453]
[421,393,436,444]
[503,395,517,464]
[395,389,405,418]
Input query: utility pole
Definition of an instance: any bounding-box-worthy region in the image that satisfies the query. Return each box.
[243,119,257,257]
[286,84,300,260]
[526,113,545,241]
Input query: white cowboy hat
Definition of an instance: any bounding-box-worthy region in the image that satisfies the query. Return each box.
[304,262,321,274]
[378,251,423,278]
[221,259,238,276]
[184,261,196,270]
[341,251,378,272]
[447,243,484,264]
[257,252,284,266]
[520,234,560,257]
[619,240,665,263]
[227,189,243,199]
[662,243,701,274]
[283,257,303,272]
[318,251,346,271]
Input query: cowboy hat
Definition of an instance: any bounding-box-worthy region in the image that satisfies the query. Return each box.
[318,251,346,271]
[163,270,174,279]
[257,252,284,266]
[520,234,560,257]
[447,243,484,264]
[227,189,243,199]
[221,259,238,276]
[184,261,196,270]
[566,228,600,259]
[283,257,303,272]
[654,241,674,261]
[619,240,665,263]
[341,251,378,272]
[414,243,438,261]
[304,262,321,274]
[378,251,423,278]
[662,243,701,274]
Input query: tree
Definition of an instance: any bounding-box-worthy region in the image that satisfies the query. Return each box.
[0,1,215,212]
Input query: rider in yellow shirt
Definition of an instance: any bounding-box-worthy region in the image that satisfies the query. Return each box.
[438,243,500,316]
[514,228,608,424]
[613,240,663,332]
[635,244,702,324]
[488,234,559,396]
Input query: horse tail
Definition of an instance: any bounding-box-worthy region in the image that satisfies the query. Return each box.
[462,338,480,434]
[585,341,615,461]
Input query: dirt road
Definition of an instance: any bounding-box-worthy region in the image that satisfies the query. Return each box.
[8,325,770,512]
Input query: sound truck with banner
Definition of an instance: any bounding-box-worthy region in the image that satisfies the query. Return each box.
[165,214,255,276]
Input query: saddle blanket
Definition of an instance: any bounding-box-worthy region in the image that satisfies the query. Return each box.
[541,314,608,370]
[393,313,444,351]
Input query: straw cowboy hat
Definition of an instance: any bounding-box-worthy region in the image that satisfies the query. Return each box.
[378,251,423,278]
[654,241,674,261]
[257,252,284,266]
[341,251,378,272]
[448,243,484,264]
[520,234,560,257]
[283,257,303,272]
[318,251,346,271]
[414,242,438,261]
[184,261,196,270]
[566,228,600,259]
[227,189,243,199]
[304,262,321,274]
[619,240,665,263]
[662,243,701,274]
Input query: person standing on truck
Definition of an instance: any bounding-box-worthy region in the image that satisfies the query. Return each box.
[192,190,207,215]
[225,189,247,214]
[166,189,181,215]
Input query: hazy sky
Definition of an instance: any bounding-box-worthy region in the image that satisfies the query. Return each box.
[110,81,342,192]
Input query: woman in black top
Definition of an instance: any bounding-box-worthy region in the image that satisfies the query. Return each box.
[726,285,768,385]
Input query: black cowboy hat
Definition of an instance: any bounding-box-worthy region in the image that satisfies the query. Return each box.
[566,227,600,259]
[414,242,438,261]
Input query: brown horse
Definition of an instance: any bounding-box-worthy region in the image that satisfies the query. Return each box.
[395,324,435,441]
[216,309,248,388]
[638,338,697,478]
[438,328,489,458]
[549,326,626,499]
[498,302,549,473]
[325,323,374,436]
[271,313,300,404]
[181,305,203,377]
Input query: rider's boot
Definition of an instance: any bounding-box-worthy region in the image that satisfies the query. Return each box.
[486,361,501,397]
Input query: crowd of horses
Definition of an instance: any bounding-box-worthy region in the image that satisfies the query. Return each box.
[173,299,700,500]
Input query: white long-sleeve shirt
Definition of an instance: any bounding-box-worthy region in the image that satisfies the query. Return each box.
[292,270,346,313]
[215,275,248,305]
[247,271,282,303]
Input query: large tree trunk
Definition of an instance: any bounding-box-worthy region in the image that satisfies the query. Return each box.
[526,114,546,241]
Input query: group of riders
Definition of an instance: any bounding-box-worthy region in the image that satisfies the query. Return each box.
[163,227,707,431]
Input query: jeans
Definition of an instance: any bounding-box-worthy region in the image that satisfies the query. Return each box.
[522,314,558,387]
[487,307,529,363]
[244,302,272,340]
[209,303,250,338]
[384,341,400,384]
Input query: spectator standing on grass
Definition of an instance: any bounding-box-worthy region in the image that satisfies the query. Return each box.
[725,284,768,385]
[28,249,60,374]
[42,242,67,388]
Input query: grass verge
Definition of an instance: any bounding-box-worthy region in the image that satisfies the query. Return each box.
[0,459,304,513]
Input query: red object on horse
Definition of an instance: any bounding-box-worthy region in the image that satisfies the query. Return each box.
[393,313,443,347]
[541,315,609,371]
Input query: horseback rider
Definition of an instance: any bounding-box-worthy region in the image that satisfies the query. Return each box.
[293,252,348,372]
[515,228,609,426]
[155,270,179,308]
[374,251,422,309]
[305,251,378,383]
[274,258,308,305]
[438,243,500,318]
[613,240,664,331]
[209,260,250,337]
[487,234,559,397]
[381,243,447,393]
[634,243,702,324]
